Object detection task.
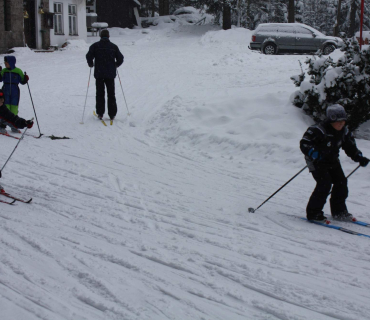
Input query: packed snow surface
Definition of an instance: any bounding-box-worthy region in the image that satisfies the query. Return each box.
[1,25,370,320]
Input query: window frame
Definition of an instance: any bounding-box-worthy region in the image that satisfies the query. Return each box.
[68,4,78,36]
[54,2,64,35]
[295,27,314,36]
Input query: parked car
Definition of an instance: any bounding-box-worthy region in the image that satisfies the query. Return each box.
[249,23,343,55]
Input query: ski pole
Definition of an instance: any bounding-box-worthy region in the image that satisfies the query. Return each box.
[117,70,131,116]
[25,73,43,138]
[328,164,361,195]
[1,119,33,172]
[248,165,308,213]
[346,164,361,179]
[80,67,92,124]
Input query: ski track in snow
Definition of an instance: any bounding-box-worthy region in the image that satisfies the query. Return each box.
[1,25,370,320]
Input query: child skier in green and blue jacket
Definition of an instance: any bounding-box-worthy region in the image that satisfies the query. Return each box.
[0,56,29,133]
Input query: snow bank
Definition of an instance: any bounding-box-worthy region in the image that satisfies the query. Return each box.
[145,92,306,166]
[173,6,198,15]
[64,39,89,50]
[200,27,252,47]
[4,46,34,57]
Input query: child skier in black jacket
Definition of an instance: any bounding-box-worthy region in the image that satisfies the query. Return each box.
[0,89,33,179]
[300,104,369,222]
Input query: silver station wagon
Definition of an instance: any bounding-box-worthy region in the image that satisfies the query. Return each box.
[250,23,343,55]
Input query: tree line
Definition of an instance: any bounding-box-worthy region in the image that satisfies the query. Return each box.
[139,0,370,36]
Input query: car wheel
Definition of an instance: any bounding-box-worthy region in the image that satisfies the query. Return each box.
[323,44,336,55]
[263,43,277,55]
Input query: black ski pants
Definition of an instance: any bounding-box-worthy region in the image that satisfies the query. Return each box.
[307,161,348,216]
[96,78,117,119]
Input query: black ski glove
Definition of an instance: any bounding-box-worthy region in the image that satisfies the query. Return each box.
[26,120,34,129]
[14,118,27,129]
[357,154,370,167]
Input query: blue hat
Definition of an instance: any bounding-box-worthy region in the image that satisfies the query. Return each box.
[326,104,347,122]
[4,56,16,70]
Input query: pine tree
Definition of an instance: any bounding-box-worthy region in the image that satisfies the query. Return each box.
[291,40,370,131]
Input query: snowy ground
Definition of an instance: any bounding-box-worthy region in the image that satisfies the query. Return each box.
[1,24,370,320]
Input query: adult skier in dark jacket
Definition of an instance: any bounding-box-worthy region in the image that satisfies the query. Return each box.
[86,29,124,120]
[300,104,369,222]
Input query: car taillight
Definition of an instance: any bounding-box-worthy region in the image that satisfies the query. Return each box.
[252,35,256,42]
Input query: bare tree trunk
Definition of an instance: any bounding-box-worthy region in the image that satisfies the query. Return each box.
[236,0,241,27]
[288,0,295,23]
[158,0,164,16]
[152,0,155,17]
[223,2,231,30]
[334,0,342,36]
[247,0,251,29]
[163,0,169,15]
[349,0,357,37]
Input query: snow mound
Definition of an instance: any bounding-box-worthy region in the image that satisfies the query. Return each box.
[108,27,134,36]
[173,6,199,15]
[145,93,306,165]
[200,27,252,46]
[6,46,34,56]
[64,39,89,50]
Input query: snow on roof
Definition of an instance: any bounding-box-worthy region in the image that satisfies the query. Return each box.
[86,13,98,17]
[256,23,325,37]
[173,6,198,15]
[92,22,108,28]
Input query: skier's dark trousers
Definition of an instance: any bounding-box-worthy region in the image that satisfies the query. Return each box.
[300,104,369,221]
[86,29,124,119]
[0,89,33,131]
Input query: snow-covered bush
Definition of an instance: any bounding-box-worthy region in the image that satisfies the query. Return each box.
[291,40,370,131]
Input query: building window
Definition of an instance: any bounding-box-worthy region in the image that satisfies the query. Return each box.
[54,3,63,35]
[4,0,11,31]
[68,5,78,36]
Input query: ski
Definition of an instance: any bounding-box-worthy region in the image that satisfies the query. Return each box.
[25,133,43,139]
[352,220,370,228]
[0,198,16,205]
[0,189,32,203]
[301,218,370,239]
[330,217,370,228]
[0,132,20,140]
[93,111,107,126]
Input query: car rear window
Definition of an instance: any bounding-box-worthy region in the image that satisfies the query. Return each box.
[258,26,279,33]
[277,26,295,33]
[295,27,313,35]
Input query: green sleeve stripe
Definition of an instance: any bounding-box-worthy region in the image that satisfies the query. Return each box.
[2,68,24,81]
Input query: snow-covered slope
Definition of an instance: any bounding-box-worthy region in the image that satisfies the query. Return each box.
[1,25,370,320]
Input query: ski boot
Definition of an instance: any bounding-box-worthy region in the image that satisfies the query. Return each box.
[332,211,356,222]
[307,210,328,224]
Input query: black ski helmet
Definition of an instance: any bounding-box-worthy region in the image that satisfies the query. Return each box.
[326,104,347,122]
